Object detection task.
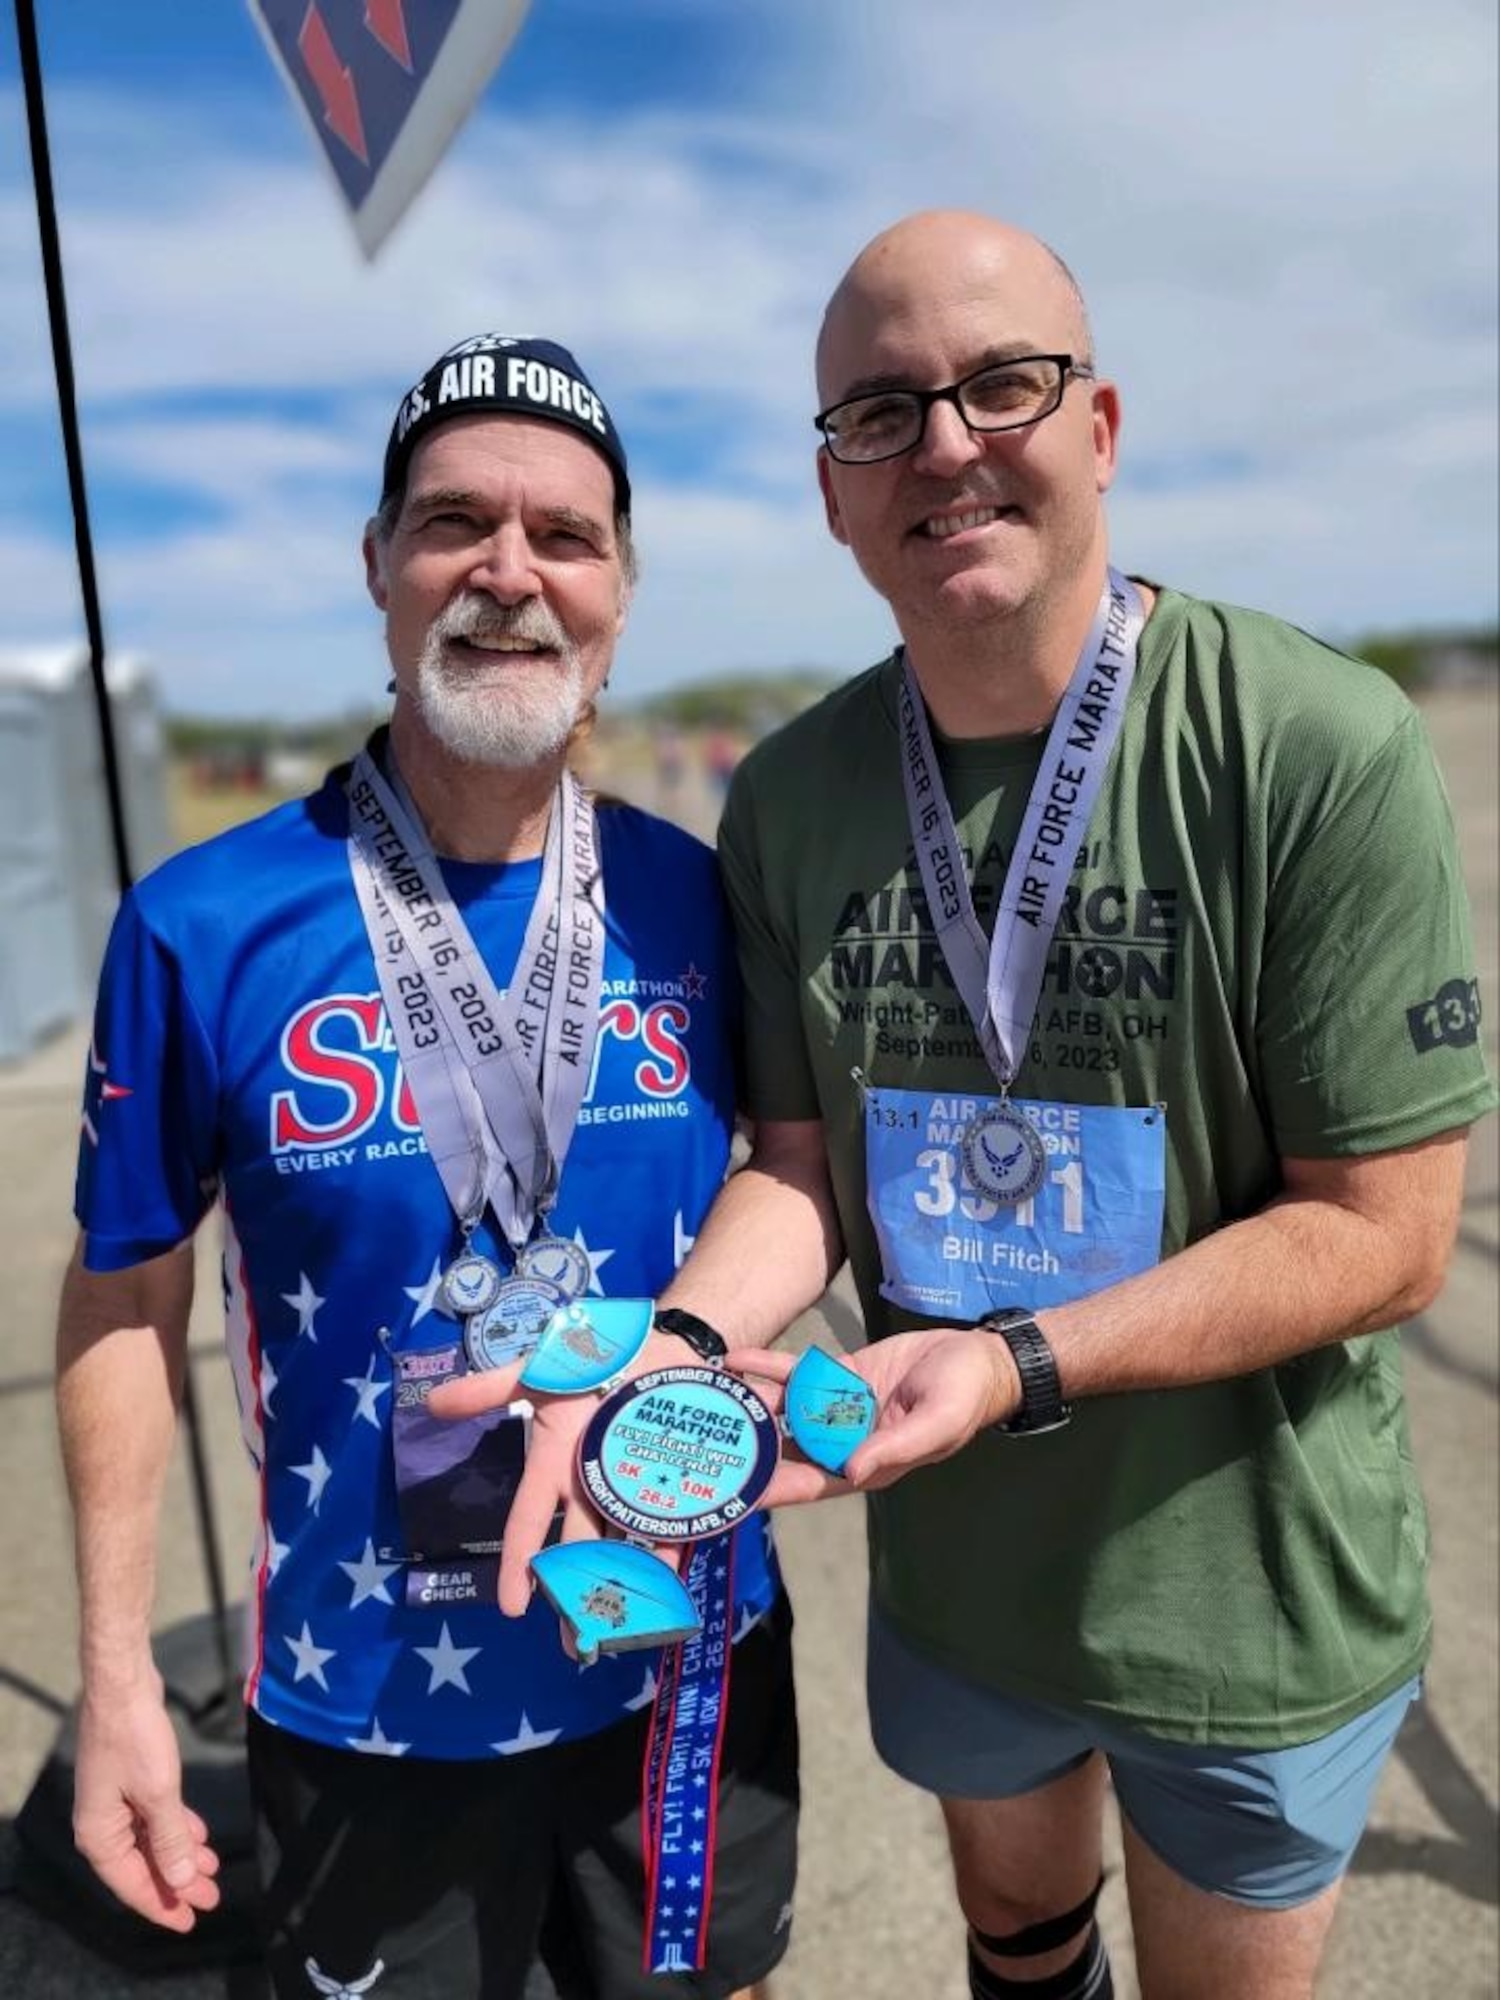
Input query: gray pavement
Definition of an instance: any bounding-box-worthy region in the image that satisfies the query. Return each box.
[0,685,1495,1997]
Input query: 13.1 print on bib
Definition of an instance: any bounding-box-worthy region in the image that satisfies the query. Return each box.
[864,1086,1166,1319]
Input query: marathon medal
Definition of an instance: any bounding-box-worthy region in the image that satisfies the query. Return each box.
[519,1296,655,1396]
[580,1365,780,1542]
[530,1539,701,1663]
[440,1248,504,1318]
[517,1232,593,1301]
[464,1277,566,1373]
[960,1101,1048,1205]
[783,1345,879,1476]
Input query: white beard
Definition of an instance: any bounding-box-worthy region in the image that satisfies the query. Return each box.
[412,595,588,770]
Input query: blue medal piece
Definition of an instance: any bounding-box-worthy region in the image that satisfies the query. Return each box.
[464,1276,565,1373]
[517,1232,593,1300]
[784,1345,879,1476]
[519,1297,655,1396]
[530,1540,701,1664]
[961,1101,1048,1204]
[579,1365,780,1542]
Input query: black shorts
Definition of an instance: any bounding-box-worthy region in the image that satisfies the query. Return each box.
[246,1593,799,2000]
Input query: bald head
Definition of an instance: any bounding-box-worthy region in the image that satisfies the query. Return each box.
[816,210,1093,406]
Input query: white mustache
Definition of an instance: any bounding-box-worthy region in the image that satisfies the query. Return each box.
[433,593,570,652]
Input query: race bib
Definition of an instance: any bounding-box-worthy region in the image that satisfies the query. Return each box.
[864,1086,1166,1320]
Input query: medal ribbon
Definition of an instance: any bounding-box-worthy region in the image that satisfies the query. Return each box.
[345,743,606,1252]
[898,570,1145,1087]
[641,1537,736,1973]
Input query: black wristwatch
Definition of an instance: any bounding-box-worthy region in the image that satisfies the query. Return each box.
[653,1307,729,1365]
[980,1308,1070,1435]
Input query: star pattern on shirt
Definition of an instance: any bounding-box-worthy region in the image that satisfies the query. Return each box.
[679,963,708,1000]
[282,1271,325,1340]
[264,1530,290,1579]
[81,1037,133,1146]
[346,1716,411,1756]
[342,1355,389,1429]
[623,1666,659,1712]
[259,1347,279,1417]
[492,1711,564,1754]
[285,1621,336,1689]
[290,1444,332,1512]
[404,1258,445,1324]
[572,1227,614,1296]
[338,1537,401,1608]
[733,1604,763,1645]
[414,1622,481,1694]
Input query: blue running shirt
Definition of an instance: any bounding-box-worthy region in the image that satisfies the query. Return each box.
[75,766,778,1758]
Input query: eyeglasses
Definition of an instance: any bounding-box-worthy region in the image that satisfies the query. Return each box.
[814,353,1095,465]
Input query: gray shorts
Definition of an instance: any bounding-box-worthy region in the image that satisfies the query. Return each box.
[868,1605,1418,1909]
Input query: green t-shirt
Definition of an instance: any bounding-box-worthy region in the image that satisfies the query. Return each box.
[719,585,1496,1747]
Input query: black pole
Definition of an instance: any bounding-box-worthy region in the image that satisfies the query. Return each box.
[14,0,235,1699]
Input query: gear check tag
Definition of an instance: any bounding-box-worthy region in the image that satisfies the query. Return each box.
[863,1086,1167,1319]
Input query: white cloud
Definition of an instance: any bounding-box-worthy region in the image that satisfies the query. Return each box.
[1,0,1493,717]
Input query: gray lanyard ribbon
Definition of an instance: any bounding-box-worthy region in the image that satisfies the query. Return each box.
[899,569,1145,1088]
[346,745,605,1253]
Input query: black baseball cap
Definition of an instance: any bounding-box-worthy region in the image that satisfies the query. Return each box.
[381,335,630,513]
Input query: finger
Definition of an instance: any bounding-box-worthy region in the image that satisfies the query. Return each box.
[846,1401,967,1487]
[427,1359,527,1421]
[754,1458,846,1509]
[726,1348,797,1385]
[498,1469,568,1615]
[557,1492,600,1545]
[95,1844,204,1931]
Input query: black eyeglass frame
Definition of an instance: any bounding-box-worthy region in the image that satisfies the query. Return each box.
[814,353,1096,465]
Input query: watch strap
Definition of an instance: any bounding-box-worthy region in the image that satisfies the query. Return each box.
[980,1308,1070,1435]
[653,1307,729,1365]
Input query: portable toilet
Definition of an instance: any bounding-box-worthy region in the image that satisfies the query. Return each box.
[0,646,171,1063]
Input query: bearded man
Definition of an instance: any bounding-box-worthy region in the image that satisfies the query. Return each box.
[58,335,798,2000]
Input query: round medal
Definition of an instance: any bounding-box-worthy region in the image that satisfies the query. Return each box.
[464,1277,565,1372]
[960,1102,1048,1204]
[440,1251,503,1319]
[516,1232,593,1300]
[579,1366,780,1542]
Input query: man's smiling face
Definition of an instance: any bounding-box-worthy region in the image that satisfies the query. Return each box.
[368,414,628,768]
[815,213,1119,644]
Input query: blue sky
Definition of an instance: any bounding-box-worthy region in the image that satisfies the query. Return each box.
[2,0,1496,719]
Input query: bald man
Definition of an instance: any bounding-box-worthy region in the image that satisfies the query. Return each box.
[442,215,1494,1998]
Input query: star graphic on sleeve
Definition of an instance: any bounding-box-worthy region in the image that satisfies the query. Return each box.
[342,1355,390,1430]
[732,1605,764,1644]
[622,1666,659,1712]
[290,1444,332,1512]
[338,1537,401,1608]
[258,1348,279,1418]
[281,1272,325,1340]
[571,1227,614,1297]
[80,1038,132,1146]
[404,1259,445,1324]
[346,1716,411,1756]
[264,1530,290,1579]
[492,1711,564,1754]
[414,1622,481,1695]
[679,963,708,1000]
[284,1621,336,1689]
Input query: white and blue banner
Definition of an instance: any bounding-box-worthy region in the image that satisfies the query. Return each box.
[248,0,532,256]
